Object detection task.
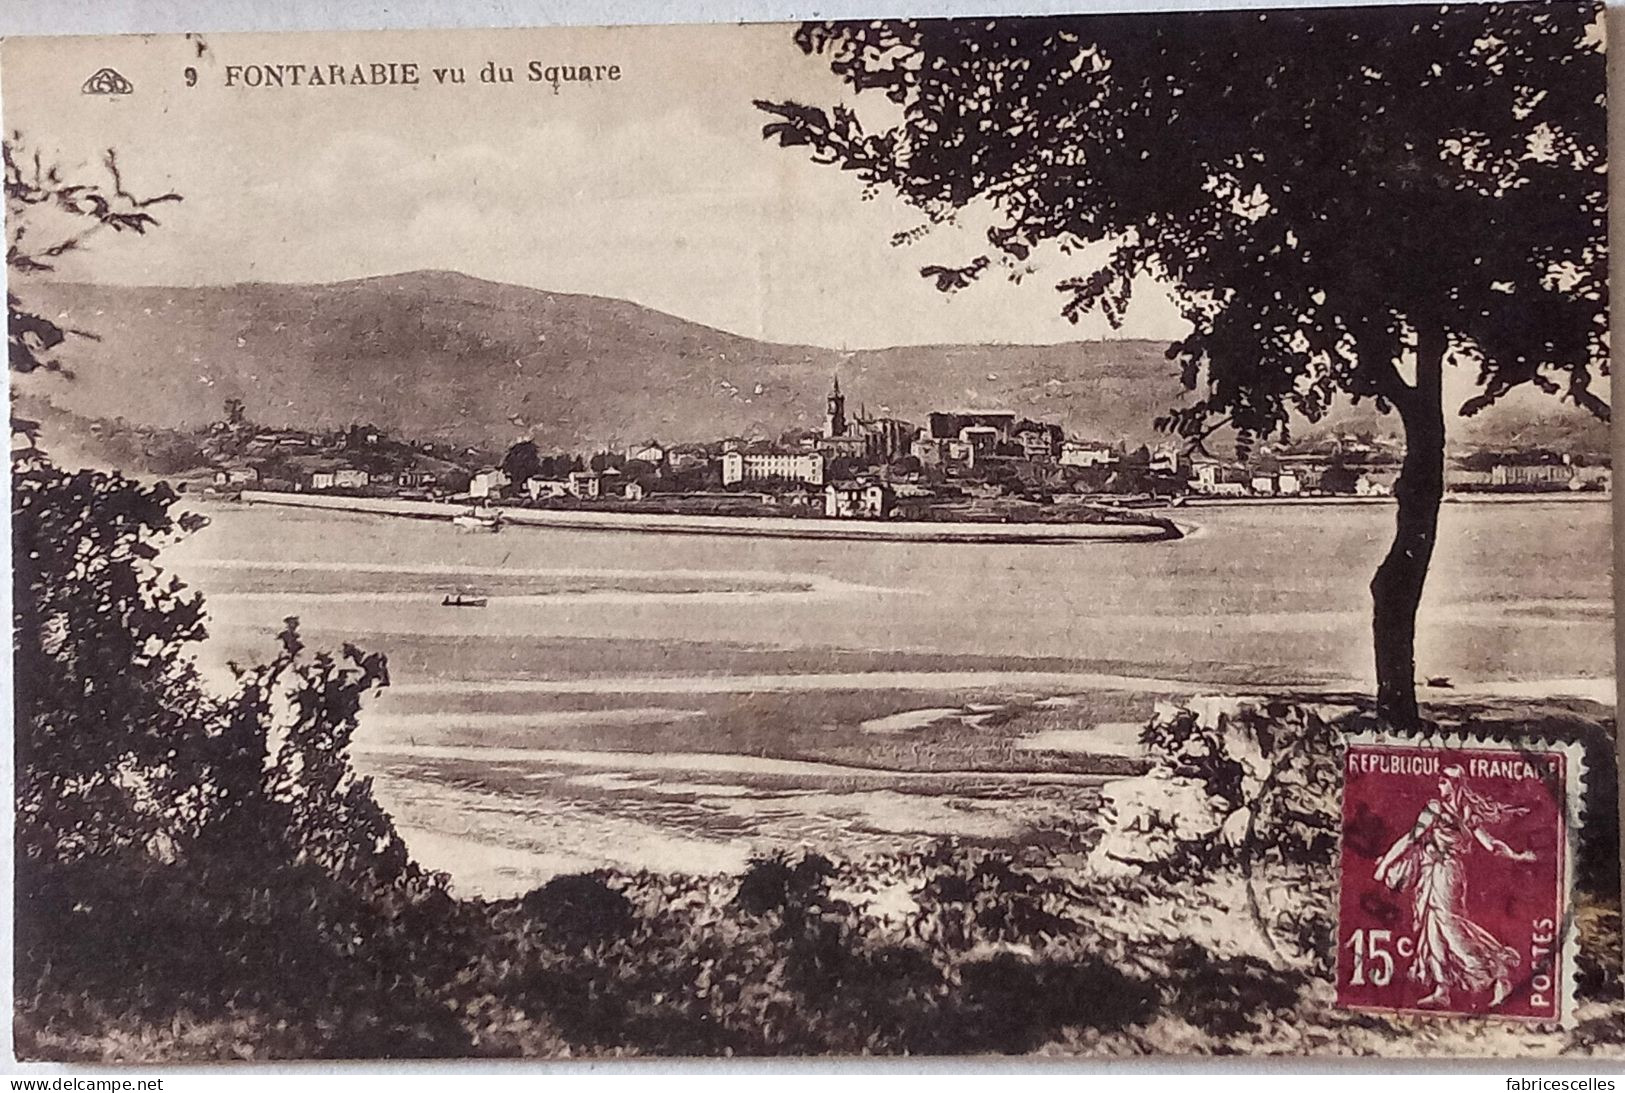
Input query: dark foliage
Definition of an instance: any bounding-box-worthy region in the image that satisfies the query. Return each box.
[1574,905,1621,1003]
[500,440,542,489]
[915,853,1078,944]
[12,452,209,864]
[734,850,838,916]
[520,872,637,943]
[438,848,1192,1058]
[955,952,1158,1053]
[12,451,461,1060]
[16,853,470,1059]
[757,8,1607,430]
[1162,940,1304,1038]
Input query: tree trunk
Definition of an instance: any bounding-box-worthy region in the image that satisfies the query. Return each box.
[1370,330,1447,729]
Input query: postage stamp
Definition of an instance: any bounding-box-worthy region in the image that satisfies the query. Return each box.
[1337,733,1586,1026]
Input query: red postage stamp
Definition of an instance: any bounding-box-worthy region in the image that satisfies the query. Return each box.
[1337,734,1583,1025]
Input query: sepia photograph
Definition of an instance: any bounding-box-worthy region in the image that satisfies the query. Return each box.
[3,1,1620,1063]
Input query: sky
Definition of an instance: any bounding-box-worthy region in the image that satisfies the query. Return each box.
[1,22,1189,350]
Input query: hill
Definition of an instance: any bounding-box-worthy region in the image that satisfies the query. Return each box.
[11,271,1610,456]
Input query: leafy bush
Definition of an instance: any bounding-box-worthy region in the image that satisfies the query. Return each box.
[15,852,469,1059]
[1138,697,1347,872]
[12,452,210,864]
[13,451,429,889]
[911,848,1078,947]
[447,845,1174,1058]
[13,450,458,1059]
[954,952,1158,1053]
[734,850,837,916]
[1160,940,1304,1037]
[521,873,637,942]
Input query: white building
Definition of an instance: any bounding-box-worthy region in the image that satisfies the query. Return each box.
[1190,458,1224,491]
[825,480,894,519]
[667,447,708,472]
[958,426,1001,455]
[526,477,571,500]
[627,442,666,465]
[1150,447,1182,475]
[310,468,369,491]
[1060,441,1115,468]
[1015,427,1058,461]
[213,466,259,486]
[567,470,603,499]
[1491,463,1573,487]
[1355,470,1398,496]
[469,467,507,499]
[721,450,825,487]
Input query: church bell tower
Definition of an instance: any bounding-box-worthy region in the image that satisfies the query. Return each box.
[823,375,847,438]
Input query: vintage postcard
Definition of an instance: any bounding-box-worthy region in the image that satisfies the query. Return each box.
[4,3,1620,1062]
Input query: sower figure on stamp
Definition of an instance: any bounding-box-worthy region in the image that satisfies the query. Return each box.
[1373,765,1535,1008]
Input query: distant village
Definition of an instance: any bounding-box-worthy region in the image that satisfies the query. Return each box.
[99,380,1612,521]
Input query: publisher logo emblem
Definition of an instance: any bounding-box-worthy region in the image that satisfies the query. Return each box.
[81,68,134,95]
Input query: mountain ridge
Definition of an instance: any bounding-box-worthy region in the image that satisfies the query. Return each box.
[12,271,1609,456]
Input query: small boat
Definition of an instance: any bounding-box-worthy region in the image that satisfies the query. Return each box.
[441,592,488,608]
[452,509,503,532]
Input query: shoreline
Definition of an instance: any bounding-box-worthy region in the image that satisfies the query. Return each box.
[237,490,1180,544]
[1181,491,1611,507]
[362,680,1614,900]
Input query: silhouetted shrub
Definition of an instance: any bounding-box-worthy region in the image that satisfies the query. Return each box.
[1162,940,1303,1037]
[14,851,470,1059]
[12,452,459,1060]
[521,873,636,942]
[734,851,836,916]
[956,952,1159,1053]
[911,848,1077,947]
